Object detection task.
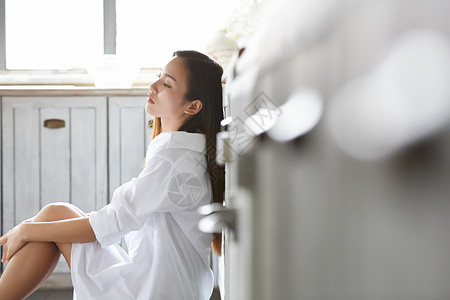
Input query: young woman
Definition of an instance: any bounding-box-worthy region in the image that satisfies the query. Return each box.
[0,50,225,300]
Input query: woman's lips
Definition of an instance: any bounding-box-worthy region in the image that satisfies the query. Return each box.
[147,97,154,104]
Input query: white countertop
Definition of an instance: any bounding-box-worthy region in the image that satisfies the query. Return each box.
[0,86,149,97]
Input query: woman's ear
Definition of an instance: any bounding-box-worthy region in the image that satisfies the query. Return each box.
[184,100,203,115]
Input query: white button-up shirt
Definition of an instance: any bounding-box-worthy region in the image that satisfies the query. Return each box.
[71,131,214,300]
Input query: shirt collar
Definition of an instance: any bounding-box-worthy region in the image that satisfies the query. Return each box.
[151,131,207,154]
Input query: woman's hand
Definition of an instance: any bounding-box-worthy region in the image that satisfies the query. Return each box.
[0,222,29,262]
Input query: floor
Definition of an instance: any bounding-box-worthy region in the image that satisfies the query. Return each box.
[28,289,73,300]
[27,287,222,299]
[3,266,222,299]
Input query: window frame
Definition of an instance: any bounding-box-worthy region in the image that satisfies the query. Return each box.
[103,0,116,55]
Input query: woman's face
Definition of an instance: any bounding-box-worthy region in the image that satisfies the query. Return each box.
[146,56,190,122]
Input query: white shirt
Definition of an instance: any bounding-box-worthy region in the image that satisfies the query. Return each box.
[71,131,214,300]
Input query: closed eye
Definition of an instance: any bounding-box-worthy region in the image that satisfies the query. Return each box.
[156,72,171,88]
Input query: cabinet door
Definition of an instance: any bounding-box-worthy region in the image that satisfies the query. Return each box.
[108,97,153,197]
[0,97,2,234]
[2,97,108,234]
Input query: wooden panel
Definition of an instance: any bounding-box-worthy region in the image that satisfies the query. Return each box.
[14,107,41,223]
[92,100,108,210]
[120,107,146,183]
[71,108,96,212]
[2,98,14,233]
[0,97,2,235]
[2,104,42,231]
[40,108,71,206]
[109,97,153,199]
[108,99,121,199]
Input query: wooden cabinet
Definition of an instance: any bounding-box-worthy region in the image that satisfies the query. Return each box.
[2,96,108,276]
[1,95,151,231]
[2,97,108,233]
[1,94,150,282]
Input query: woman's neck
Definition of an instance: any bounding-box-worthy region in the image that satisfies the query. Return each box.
[160,118,184,132]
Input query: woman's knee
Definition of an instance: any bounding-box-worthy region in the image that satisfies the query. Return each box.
[35,202,85,222]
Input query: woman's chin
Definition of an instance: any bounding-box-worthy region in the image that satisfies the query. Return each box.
[145,105,156,116]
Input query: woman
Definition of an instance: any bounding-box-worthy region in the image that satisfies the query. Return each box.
[0,50,225,300]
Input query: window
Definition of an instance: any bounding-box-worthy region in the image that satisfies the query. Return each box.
[116,0,236,68]
[1,0,239,71]
[5,0,103,70]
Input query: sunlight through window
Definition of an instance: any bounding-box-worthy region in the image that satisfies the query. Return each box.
[5,0,103,69]
[5,0,238,70]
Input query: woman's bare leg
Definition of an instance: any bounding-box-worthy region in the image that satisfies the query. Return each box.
[0,202,86,300]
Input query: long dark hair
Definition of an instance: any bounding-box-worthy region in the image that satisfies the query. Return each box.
[152,50,225,255]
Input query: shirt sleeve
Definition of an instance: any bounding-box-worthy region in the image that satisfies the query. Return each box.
[89,153,207,247]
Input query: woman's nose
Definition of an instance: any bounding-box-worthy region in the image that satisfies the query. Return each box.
[149,81,158,94]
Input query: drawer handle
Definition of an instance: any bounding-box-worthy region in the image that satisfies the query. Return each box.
[44,119,66,129]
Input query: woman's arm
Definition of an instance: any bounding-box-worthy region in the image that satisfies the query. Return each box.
[1,217,96,262]
[23,217,97,244]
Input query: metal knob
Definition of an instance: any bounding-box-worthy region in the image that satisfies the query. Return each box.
[216,117,234,165]
[198,203,236,235]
